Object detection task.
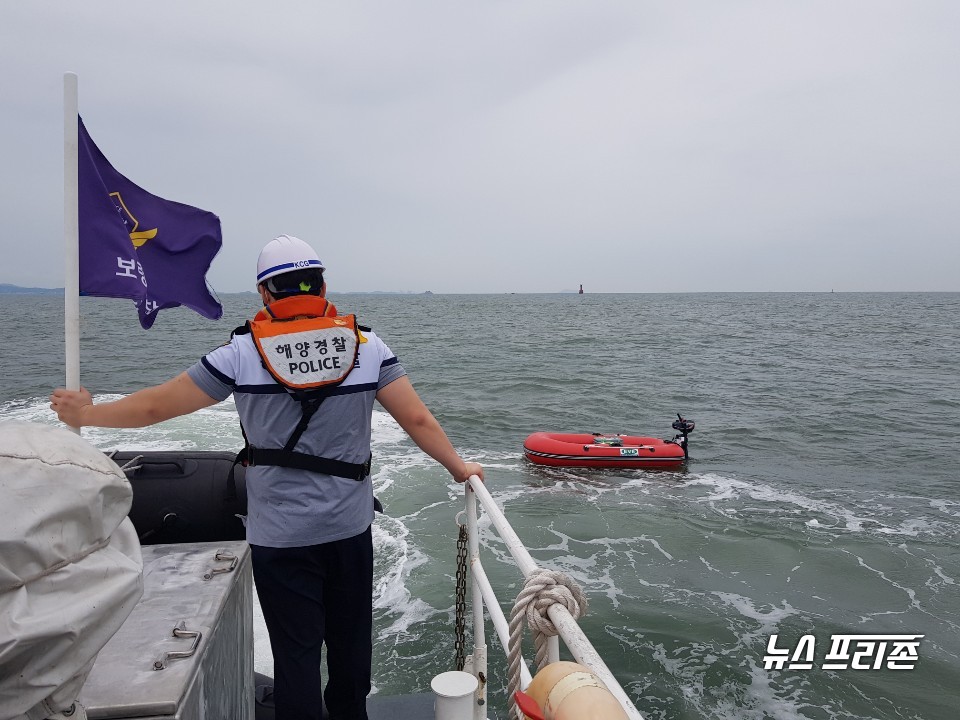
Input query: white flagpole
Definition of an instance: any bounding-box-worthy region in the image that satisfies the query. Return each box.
[64,72,81,434]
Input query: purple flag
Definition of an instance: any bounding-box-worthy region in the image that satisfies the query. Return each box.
[78,116,223,329]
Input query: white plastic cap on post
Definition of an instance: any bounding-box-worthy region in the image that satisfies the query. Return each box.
[256,234,325,285]
[431,671,478,720]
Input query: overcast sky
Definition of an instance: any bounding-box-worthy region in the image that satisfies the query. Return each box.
[2,1,957,294]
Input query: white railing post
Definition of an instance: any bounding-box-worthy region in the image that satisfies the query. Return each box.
[547,636,560,664]
[468,557,533,688]
[465,482,487,719]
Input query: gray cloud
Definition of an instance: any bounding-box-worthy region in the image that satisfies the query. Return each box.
[2,1,957,293]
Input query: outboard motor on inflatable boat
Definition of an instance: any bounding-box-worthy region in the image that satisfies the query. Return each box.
[670,414,695,460]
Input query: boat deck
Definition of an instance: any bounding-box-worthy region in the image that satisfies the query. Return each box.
[368,693,437,720]
[254,687,501,719]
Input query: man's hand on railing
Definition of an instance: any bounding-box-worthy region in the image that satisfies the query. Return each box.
[456,461,484,484]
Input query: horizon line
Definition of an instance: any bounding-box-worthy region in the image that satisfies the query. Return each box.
[2,284,959,296]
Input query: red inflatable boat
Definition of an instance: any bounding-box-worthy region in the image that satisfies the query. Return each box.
[523,416,695,470]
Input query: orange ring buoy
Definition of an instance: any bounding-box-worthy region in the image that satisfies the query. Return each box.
[522,661,629,720]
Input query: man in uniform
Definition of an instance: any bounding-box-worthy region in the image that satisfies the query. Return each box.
[51,234,484,720]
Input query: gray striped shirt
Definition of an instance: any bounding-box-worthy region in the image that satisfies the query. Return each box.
[188,327,405,547]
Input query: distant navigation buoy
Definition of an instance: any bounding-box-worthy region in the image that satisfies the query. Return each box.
[579,284,584,294]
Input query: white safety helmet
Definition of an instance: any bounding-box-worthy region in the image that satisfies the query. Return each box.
[256,234,325,286]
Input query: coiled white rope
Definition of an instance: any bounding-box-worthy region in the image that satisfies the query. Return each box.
[507,569,589,719]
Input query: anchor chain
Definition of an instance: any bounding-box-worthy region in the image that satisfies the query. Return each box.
[454,522,469,671]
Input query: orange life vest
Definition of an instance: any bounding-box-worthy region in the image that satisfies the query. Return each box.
[247,296,360,391]
[232,295,372,482]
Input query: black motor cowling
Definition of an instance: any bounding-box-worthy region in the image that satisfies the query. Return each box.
[671,415,695,435]
[670,414,695,459]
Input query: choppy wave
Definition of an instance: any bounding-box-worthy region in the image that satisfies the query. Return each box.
[4,291,959,718]
[676,472,955,540]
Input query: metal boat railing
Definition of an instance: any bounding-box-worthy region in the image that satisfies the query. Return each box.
[461,475,643,720]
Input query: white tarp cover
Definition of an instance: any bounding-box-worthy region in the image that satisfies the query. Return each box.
[0,422,143,720]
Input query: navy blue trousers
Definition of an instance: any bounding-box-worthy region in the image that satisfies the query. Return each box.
[252,527,373,720]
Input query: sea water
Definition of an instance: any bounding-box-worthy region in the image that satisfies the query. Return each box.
[1,291,958,720]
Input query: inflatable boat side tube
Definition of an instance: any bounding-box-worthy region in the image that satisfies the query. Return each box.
[109,451,248,546]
